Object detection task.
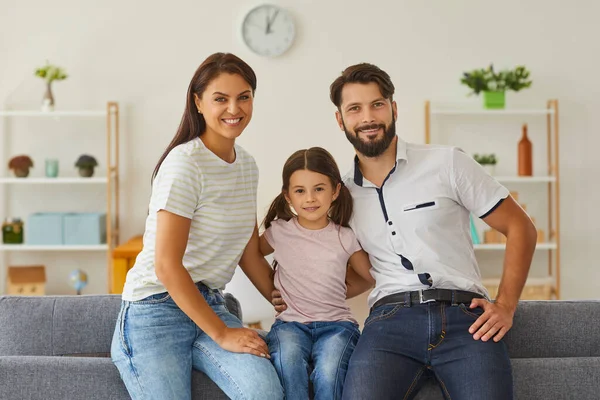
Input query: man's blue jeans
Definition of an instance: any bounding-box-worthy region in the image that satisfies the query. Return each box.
[111,282,283,400]
[267,319,360,400]
[341,301,513,400]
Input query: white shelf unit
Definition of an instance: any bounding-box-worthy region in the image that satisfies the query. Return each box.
[425,100,561,299]
[0,103,120,294]
[0,244,109,251]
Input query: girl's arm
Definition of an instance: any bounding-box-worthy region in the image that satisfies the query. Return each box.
[155,210,269,358]
[238,223,276,302]
[345,250,376,299]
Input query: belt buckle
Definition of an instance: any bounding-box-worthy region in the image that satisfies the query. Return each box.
[419,289,436,304]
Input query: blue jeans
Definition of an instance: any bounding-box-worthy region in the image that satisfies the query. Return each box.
[341,302,513,400]
[111,282,283,400]
[267,320,360,400]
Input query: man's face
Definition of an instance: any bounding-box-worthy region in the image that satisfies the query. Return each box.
[335,82,397,158]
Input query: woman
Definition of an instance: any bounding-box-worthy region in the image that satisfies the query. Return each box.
[111,52,283,400]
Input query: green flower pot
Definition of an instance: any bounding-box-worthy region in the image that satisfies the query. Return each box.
[483,91,505,109]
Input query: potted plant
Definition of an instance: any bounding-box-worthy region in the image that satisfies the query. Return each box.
[473,153,497,175]
[8,155,34,178]
[75,155,98,177]
[461,64,532,109]
[34,62,68,112]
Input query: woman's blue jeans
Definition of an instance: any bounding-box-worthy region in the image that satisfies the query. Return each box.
[111,282,283,400]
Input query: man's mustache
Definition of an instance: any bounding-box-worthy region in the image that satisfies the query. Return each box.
[356,123,385,133]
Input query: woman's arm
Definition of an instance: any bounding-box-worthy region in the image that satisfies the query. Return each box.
[155,210,269,357]
[238,224,276,302]
[345,250,375,299]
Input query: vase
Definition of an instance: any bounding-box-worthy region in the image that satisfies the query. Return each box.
[518,124,533,176]
[42,82,54,112]
[45,159,59,178]
[14,168,29,178]
[78,167,94,177]
[482,164,495,176]
[483,91,505,109]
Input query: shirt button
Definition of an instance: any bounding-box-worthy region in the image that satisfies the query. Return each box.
[388,221,393,225]
[392,232,396,235]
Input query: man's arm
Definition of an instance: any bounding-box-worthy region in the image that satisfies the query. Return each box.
[346,250,375,299]
[469,195,537,342]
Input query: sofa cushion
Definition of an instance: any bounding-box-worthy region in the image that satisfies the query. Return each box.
[504,300,600,358]
[0,293,243,357]
[0,356,229,400]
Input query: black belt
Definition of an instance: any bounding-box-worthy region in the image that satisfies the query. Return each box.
[371,289,484,311]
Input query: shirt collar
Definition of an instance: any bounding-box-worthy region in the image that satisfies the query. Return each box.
[352,136,408,187]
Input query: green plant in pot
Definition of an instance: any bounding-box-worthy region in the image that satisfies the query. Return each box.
[75,155,98,177]
[473,153,497,175]
[34,61,68,112]
[8,155,34,178]
[461,64,532,109]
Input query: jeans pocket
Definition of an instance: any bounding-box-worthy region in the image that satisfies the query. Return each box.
[458,303,484,319]
[118,302,132,356]
[364,304,402,328]
[132,291,172,304]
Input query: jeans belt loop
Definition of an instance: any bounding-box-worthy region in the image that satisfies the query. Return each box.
[404,291,412,307]
[451,290,457,306]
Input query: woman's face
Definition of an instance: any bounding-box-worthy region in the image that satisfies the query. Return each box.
[195,73,254,141]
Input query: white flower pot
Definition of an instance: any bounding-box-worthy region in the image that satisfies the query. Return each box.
[482,164,496,176]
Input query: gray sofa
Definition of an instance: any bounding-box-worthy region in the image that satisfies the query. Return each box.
[1,296,599,400]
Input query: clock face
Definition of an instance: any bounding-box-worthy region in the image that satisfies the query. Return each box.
[241,5,295,57]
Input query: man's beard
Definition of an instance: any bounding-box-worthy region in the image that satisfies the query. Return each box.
[343,116,396,158]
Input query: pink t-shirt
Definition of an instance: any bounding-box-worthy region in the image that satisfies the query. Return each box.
[264,218,362,324]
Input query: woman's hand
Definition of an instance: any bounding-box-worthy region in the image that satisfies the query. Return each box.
[214,327,270,358]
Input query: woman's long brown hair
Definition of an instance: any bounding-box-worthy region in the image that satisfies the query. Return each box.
[152,53,257,182]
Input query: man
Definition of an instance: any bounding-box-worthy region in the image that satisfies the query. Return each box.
[275,63,537,399]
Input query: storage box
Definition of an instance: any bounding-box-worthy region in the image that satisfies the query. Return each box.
[27,213,64,245]
[63,213,106,245]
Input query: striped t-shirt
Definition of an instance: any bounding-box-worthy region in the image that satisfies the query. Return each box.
[122,137,259,301]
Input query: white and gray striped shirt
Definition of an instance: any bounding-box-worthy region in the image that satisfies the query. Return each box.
[122,137,258,301]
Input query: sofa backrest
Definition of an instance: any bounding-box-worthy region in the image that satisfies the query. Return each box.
[0,293,242,357]
[504,300,600,358]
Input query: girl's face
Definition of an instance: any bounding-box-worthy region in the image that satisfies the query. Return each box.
[194,73,254,142]
[285,169,340,229]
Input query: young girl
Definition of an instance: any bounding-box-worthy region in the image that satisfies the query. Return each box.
[260,147,375,400]
[110,53,282,400]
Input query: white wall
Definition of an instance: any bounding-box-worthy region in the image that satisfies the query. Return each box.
[1,0,599,324]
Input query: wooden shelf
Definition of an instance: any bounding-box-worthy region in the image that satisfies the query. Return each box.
[0,244,109,251]
[474,243,557,250]
[0,110,107,117]
[430,108,554,116]
[0,177,108,184]
[493,176,556,183]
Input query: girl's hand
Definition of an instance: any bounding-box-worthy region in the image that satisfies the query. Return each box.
[214,327,271,358]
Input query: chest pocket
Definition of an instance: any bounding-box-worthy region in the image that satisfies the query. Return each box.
[399,197,458,243]
[402,197,455,216]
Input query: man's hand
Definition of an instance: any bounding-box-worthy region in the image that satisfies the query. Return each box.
[271,289,287,314]
[468,298,515,342]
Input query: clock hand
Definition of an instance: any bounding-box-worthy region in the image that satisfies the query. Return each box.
[266,9,279,34]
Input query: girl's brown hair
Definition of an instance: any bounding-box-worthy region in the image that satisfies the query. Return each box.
[262,147,353,229]
[152,52,257,181]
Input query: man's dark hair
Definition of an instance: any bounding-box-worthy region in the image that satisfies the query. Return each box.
[329,63,395,109]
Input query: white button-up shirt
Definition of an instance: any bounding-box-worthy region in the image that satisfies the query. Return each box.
[344,137,509,308]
